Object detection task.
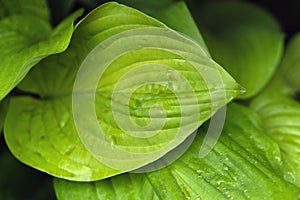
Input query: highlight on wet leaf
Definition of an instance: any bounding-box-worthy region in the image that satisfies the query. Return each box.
[4,2,242,181]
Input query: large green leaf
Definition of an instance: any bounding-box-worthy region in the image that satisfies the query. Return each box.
[279,32,300,90]
[193,0,284,99]
[117,0,208,53]
[54,103,299,200]
[251,80,300,187]
[0,0,49,21]
[5,2,241,181]
[0,98,8,134]
[0,0,82,100]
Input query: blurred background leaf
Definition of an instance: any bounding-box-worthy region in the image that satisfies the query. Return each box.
[0,135,55,200]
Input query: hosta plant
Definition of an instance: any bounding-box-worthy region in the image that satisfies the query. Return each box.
[0,0,300,199]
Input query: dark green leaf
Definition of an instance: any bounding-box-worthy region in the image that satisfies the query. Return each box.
[0,144,55,200]
[279,32,300,90]
[0,98,8,134]
[193,0,284,99]
[0,0,50,21]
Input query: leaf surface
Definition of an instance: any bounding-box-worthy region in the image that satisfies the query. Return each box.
[54,103,299,199]
[5,2,241,181]
[0,0,82,100]
[117,0,208,53]
[279,32,300,90]
[251,77,300,187]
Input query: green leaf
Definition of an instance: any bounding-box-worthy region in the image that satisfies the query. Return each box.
[0,0,50,21]
[251,73,295,99]
[251,92,300,188]
[5,2,241,181]
[117,0,209,53]
[279,32,300,90]
[0,2,82,100]
[54,103,299,200]
[193,0,284,99]
[0,98,8,134]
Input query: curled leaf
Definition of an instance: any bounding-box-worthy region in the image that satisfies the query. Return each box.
[0,0,82,100]
[5,2,241,181]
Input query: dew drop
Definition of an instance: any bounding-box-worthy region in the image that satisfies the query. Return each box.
[110,141,115,150]
[109,136,117,150]
[284,172,296,183]
[274,156,281,163]
[59,121,66,128]
[240,87,247,94]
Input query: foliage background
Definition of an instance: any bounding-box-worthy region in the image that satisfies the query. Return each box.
[1,0,300,199]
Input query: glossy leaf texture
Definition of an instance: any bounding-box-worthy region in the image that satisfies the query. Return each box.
[117,0,209,53]
[193,0,284,99]
[279,32,300,90]
[4,2,242,181]
[54,103,300,200]
[251,78,300,187]
[0,0,82,100]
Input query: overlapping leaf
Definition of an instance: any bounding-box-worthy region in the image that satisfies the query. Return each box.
[252,96,300,188]
[193,0,284,99]
[0,0,49,21]
[0,0,82,100]
[54,103,299,200]
[280,32,300,90]
[250,24,300,189]
[5,2,241,181]
[0,98,8,134]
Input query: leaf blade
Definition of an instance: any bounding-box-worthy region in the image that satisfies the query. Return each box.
[0,5,82,100]
[5,2,241,181]
[193,0,284,99]
[54,103,299,199]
